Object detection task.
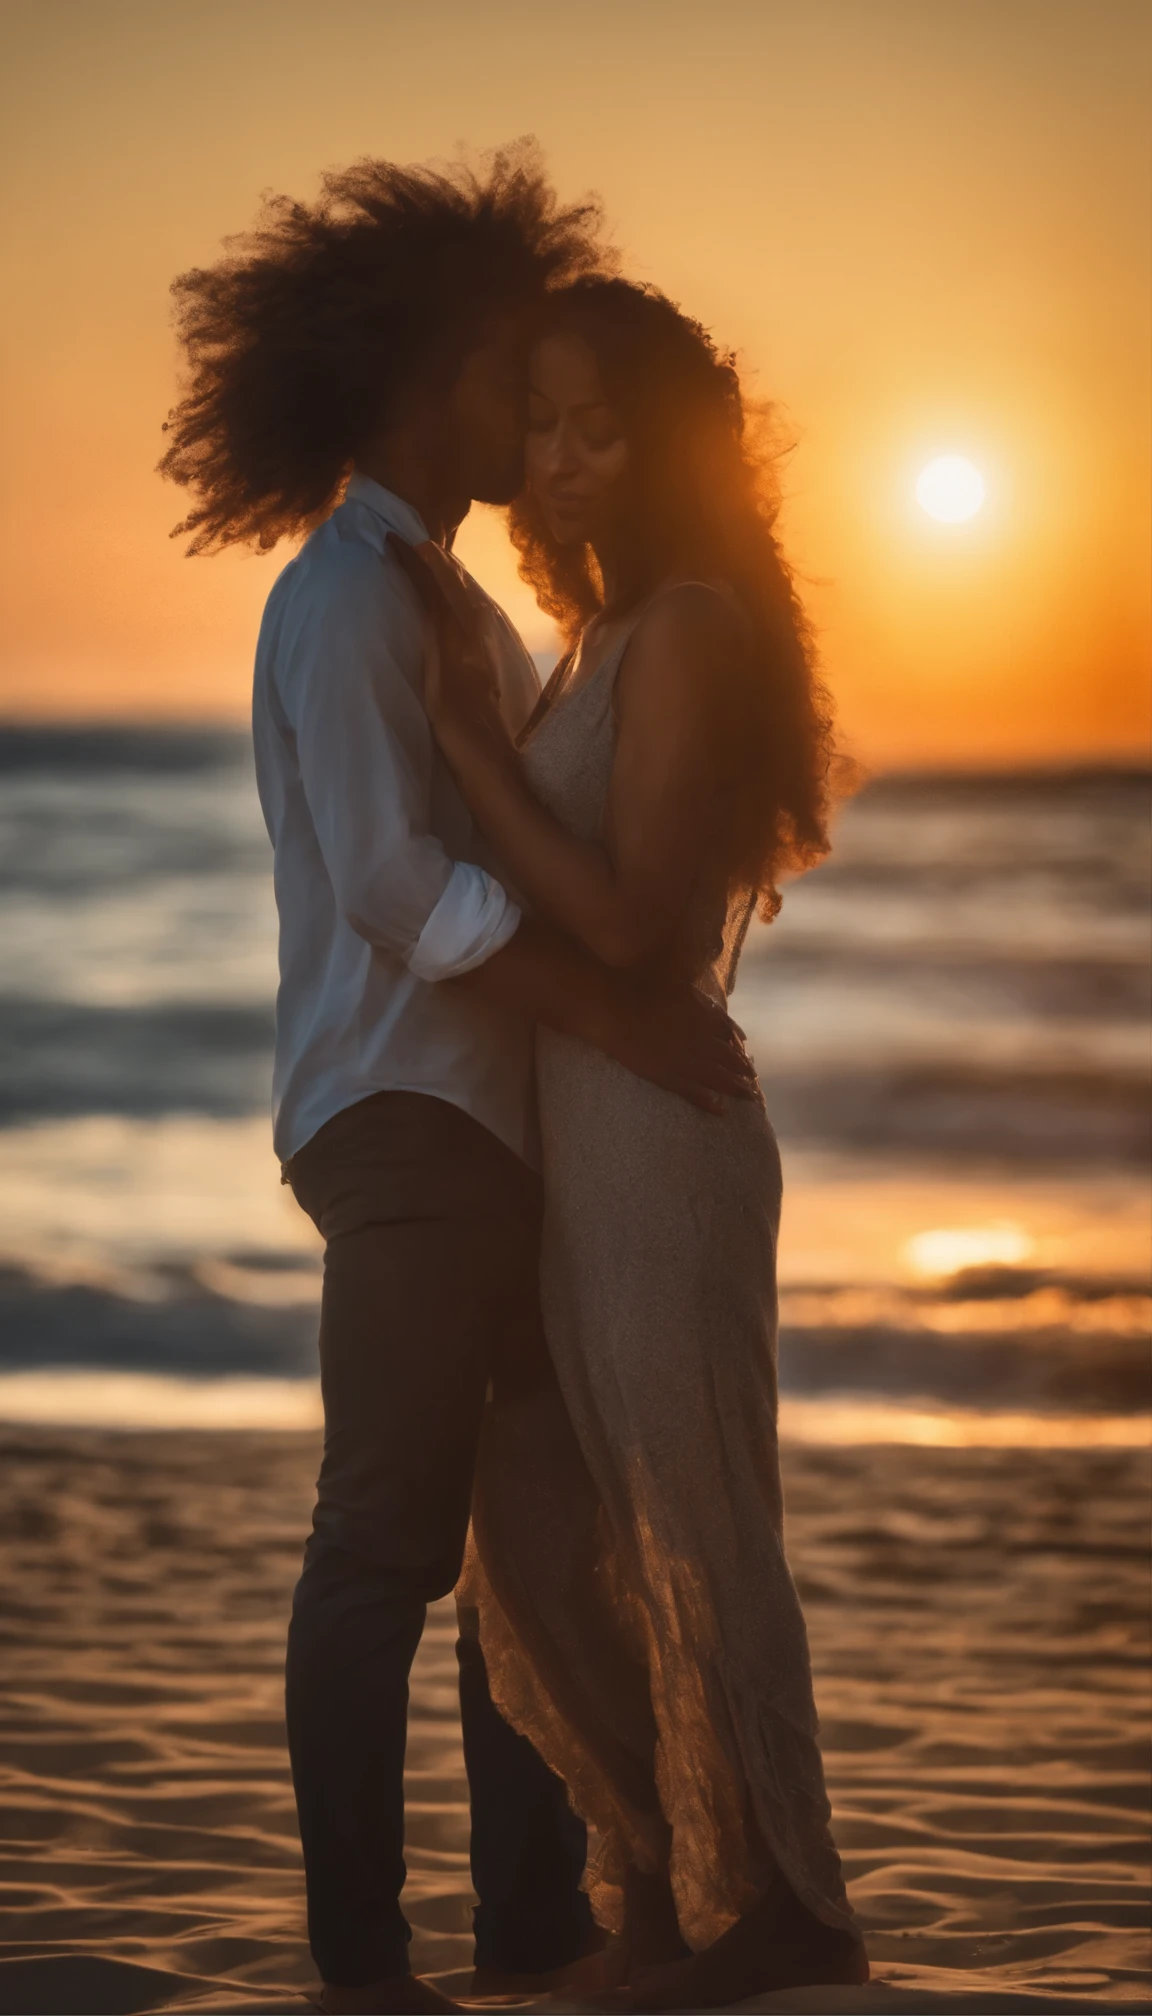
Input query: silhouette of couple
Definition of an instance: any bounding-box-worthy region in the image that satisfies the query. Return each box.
[163,143,867,2014]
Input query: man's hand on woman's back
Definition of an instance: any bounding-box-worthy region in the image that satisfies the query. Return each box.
[457,917,758,1115]
[602,978,758,1114]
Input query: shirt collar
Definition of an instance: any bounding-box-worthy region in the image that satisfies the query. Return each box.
[345,471,430,545]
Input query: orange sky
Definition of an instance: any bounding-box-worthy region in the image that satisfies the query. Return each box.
[1,0,1148,768]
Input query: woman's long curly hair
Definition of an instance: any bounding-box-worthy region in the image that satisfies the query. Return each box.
[160,142,607,554]
[510,279,839,919]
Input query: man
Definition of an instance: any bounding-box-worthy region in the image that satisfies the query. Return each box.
[162,146,754,2015]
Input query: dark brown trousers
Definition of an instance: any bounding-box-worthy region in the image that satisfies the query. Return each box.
[283,1089,591,1985]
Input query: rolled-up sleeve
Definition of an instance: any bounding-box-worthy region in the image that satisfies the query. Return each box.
[410,861,521,980]
[277,539,519,977]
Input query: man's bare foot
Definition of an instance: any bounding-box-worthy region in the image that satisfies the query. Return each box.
[320,1974,462,2014]
[628,1885,868,2013]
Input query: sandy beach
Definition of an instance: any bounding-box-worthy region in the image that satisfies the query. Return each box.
[1,1425,1147,2015]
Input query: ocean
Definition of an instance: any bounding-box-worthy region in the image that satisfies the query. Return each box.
[0,725,1148,1443]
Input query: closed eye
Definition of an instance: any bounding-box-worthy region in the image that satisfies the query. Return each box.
[580,416,624,451]
[527,393,557,431]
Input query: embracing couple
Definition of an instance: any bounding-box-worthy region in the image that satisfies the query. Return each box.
[162,145,868,2013]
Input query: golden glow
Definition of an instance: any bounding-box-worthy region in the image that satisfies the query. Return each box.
[0,1371,1143,1447]
[778,1399,1150,1449]
[915,454,986,522]
[904,1222,1034,1278]
[0,1371,325,1431]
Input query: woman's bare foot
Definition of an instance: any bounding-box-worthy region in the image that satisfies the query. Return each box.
[627,1884,867,2012]
[320,1974,462,2013]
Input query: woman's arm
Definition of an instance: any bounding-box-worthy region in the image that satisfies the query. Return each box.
[427,584,741,970]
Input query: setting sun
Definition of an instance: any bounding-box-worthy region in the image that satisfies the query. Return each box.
[915,455,987,523]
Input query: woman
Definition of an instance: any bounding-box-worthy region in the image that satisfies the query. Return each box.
[430,278,867,2010]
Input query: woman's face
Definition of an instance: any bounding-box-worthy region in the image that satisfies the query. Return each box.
[525,333,630,547]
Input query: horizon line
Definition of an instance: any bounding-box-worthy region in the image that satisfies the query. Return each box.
[0,715,1148,784]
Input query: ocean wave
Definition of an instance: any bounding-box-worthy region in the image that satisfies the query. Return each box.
[0,1262,318,1378]
[779,1319,1149,1413]
[779,1264,1151,1413]
[0,999,273,1123]
[760,1062,1151,1162]
[0,771,268,897]
[0,997,1145,1161]
[0,1260,1145,1413]
[743,945,1152,1017]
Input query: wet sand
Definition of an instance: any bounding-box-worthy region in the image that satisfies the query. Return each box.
[0,1428,1147,2014]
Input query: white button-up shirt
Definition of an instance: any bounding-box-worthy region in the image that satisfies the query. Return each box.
[252,473,541,1165]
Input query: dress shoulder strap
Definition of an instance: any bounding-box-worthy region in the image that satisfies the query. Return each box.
[523,579,747,739]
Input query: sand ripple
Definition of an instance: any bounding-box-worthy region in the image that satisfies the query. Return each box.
[0,1431,1146,2013]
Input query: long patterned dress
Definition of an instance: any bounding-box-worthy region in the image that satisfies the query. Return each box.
[461,602,856,1951]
